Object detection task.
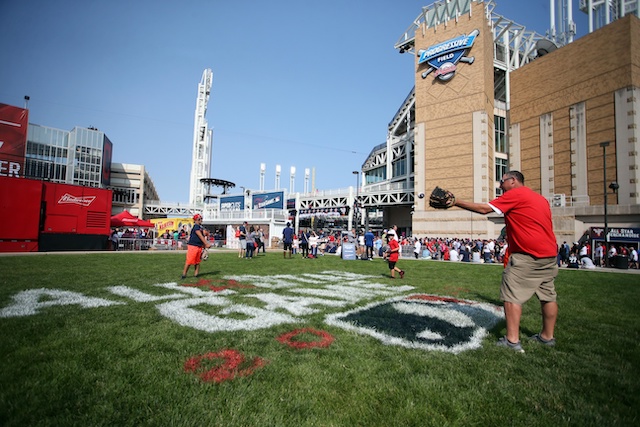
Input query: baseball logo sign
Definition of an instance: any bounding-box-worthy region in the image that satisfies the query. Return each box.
[418,29,479,81]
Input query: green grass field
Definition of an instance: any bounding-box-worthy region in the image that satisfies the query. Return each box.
[1,251,639,426]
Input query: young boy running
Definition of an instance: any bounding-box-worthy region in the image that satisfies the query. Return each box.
[386,230,405,279]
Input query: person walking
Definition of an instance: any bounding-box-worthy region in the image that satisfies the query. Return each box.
[307,230,319,258]
[110,228,119,251]
[282,222,294,258]
[245,226,257,259]
[447,171,558,353]
[238,222,247,258]
[181,214,212,279]
[413,237,421,259]
[364,229,375,260]
[386,230,405,279]
[257,226,266,253]
[630,246,638,269]
[300,229,310,258]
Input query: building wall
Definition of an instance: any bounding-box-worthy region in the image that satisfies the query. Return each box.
[412,2,496,238]
[25,124,108,188]
[509,14,640,242]
[409,9,639,241]
[110,162,160,218]
[510,15,640,205]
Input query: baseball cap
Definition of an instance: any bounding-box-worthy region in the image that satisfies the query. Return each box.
[193,213,203,220]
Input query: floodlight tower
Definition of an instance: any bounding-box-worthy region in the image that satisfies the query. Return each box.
[189,69,213,205]
[259,163,266,191]
[579,0,640,33]
[549,0,576,45]
[289,166,296,193]
[304,168,310,193]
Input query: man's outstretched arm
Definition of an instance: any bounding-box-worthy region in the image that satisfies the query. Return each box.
[454,199,494,215]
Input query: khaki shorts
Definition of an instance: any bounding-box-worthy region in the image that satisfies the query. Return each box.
[501,253,558,305]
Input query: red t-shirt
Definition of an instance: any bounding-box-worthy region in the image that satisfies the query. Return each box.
[489,186,557,258]
[388,239,400,262]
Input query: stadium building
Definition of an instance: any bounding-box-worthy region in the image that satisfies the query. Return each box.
[2,0,638,249]
[360,0,639,244]
[22,121,160,218]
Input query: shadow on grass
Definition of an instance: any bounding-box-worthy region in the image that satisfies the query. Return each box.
[195,270,221,278]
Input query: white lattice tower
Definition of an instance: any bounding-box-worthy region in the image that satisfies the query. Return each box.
[189,69,213,205]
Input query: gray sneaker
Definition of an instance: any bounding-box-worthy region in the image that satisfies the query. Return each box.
[529,333,556,347]
[496,336,525,353]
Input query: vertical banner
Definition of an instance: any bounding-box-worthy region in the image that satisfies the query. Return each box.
[101,135,112,186]
[0,103,29,178]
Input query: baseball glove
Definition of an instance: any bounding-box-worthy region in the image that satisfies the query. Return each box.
[201,248,209,261]
[429,186,456,209]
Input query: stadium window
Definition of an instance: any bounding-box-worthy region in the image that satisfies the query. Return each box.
[495,158,508,182]
[392,156,406,178]
[495,116,507,153]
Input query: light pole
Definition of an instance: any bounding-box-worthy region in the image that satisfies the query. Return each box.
[352,171,360,228]
[600,141,610,266]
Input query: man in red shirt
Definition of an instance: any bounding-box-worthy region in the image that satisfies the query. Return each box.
[452,171,558,353]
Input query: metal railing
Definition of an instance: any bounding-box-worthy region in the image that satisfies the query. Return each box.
[115,238,155,251]
[114,238,227,251]
[364,181,413,193]
[547,194,591,208]
[201,208,288,221]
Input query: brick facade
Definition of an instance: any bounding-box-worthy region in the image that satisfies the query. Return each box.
[412,8,639,241]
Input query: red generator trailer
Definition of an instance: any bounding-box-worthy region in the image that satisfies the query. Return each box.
[0,177,112,252]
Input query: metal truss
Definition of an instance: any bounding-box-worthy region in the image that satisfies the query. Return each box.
[388,87,415,135]
[144,202,200,217]
[362,145,387,171]
[300,194,350,209]
[359,188,414,207]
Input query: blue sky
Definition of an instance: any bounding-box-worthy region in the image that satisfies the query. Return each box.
[0,0,589,203]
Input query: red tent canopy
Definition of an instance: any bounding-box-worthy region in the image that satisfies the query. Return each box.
[110,210,155,228]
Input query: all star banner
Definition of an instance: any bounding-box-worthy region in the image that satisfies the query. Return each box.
[0,103,29,178]
[252,191,284,210]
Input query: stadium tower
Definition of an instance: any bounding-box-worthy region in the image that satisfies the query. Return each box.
[189,69,213,205]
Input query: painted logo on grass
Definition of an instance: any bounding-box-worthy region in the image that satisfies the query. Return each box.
[0,272,502,354]
[276,328,335,350]
[184,349,269,383]
[326,294,504,354]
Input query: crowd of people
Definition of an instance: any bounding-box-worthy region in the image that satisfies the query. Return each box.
[235,221,268,259]
[559,240,639,269]
[109,227,155,250]
[111,222,638,271]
